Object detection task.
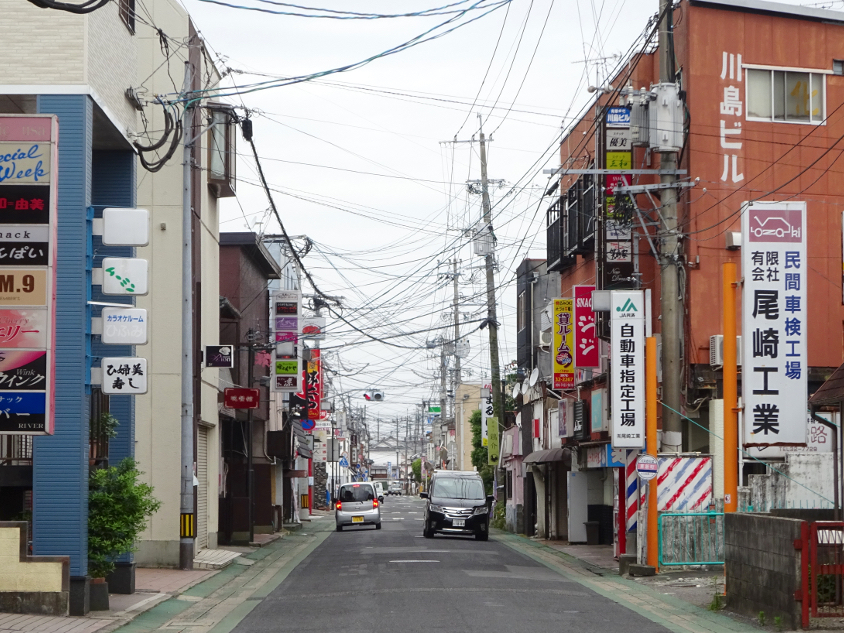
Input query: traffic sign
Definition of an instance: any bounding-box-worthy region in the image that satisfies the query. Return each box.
[636,454,659,480]
[301,418,315,431]
[224,388,260,409]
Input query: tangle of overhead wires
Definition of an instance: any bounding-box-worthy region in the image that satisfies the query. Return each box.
[27,0,111,14]
[134,99,184,173]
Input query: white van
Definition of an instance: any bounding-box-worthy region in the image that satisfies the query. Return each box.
[373,481,385,501]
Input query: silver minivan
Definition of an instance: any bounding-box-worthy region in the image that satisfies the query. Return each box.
[335,482,381,531]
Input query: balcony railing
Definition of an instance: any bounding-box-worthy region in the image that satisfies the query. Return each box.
[0,434,33,465]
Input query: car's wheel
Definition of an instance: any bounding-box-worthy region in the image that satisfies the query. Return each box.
[376,523,382,530]
[336,524,342,532]
[423,526,434,538]
[475,532,488,541]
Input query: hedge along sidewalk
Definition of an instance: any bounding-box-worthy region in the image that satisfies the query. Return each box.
[494,531,760,633]
[106,523,333,633]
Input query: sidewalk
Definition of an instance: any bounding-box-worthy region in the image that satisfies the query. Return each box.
[497,532,759,633]
[0,532,314,633]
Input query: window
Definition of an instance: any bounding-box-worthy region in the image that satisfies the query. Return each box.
[517,291,526,332]
[119,0,135,33]
[207,105,237,197]
[746,68,825,123]
[340,484,374,502]
[431,477,485,500]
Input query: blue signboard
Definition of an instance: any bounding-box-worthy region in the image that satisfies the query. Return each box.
[606,106,631,128]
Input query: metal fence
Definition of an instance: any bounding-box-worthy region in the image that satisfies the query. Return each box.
[658,511,724,567]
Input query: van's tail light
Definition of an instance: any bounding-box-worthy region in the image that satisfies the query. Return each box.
[372,499,379,509]
[336,501,342,511]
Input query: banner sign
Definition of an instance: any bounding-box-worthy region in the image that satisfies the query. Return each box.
[574,285,598,368]
[271,290,301,392]
[481,385,492,447]
[0,116,57,434]
[741,201,807,446]
[602,108,635,289]
[486,416,499,465]
[611,290,645,448]
[552,298,574,389]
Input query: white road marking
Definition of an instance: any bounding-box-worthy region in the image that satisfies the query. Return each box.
[389,560,440,563]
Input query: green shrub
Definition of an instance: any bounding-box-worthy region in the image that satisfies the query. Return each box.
[88,458,161,579]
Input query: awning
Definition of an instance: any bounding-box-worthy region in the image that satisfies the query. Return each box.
[523,447,572,468]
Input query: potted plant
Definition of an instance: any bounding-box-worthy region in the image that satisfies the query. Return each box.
[88,457,161,610]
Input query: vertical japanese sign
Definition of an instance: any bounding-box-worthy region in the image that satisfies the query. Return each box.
[719,51,744,185]
[481,385,492,447]
[303,348,325,420]
[0,116,57,434]
[552,298,574,389]
[603,107,635,288]
[741,201,807,446]
[486,417,499,465]
[574,285,598,368]
[611,290,645,448]
[271,289,301,392]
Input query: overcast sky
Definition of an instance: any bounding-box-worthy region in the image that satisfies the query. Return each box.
[175,0,670,431]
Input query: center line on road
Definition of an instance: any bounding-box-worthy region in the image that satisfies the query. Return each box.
[389,560,440,563]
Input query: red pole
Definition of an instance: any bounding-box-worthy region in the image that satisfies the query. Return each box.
[618,467,627,555]
[308,457,313,512]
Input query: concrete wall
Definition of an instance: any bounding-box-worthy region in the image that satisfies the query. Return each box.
[740,453,834,512]
[454,383,481,470]
[0,523,68,615]
[724,513,803,630]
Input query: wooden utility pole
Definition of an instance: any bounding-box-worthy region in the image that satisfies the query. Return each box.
[478,116,504,436]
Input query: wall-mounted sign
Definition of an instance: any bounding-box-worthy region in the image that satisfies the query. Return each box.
[611,290,645,448]
[0,142,51,184]
[0,116,56,435]
[101,357,147,395]
[552,298,574,390]
[102,307,147,345]
[0,309,47,348]
[0,269,46,306]
[100,257,148,295]
[205,345,233,368]
[741,201,807,446]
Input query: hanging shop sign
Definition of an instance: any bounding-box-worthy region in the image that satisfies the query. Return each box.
[300,316,326,340]
[223,387,259,409]
[102,307,148,345]
[271,290,301,392]
[101,357,148,395]
[204,345,233,368]
[0,116,57,435]
[741,201,807,446]
[610,290,645,448]
[574,285,598,368]
[552,298,574,390]
[486,416,499,465]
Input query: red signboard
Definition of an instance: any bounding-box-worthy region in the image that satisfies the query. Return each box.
[224,388,260,409]
[574,285,599,368]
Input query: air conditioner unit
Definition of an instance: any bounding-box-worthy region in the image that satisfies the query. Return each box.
[709,335,742,367]
[538,329,553,348]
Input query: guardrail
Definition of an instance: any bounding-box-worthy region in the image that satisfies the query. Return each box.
[658,511,724,567]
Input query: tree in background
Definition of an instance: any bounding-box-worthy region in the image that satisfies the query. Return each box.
[469,410,494,494]
[411,458,422,483]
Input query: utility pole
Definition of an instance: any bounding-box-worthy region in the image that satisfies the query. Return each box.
[439,344,447,467]
[478,115,504,439]
[658,0,682,453]
[179,61,195,570]
[246,331,256,544]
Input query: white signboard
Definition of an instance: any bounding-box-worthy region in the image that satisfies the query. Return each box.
[611,290,645,448]
[101,257,149,296]
[101,307,147,345]
[741,201,807,446]
[102,208,150,246]
[748,413,835,459]
[101,357,147,394]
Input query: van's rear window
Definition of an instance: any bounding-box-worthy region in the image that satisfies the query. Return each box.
[340,486,374,502]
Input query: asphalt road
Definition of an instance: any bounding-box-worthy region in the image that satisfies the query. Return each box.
[232,496,671,633]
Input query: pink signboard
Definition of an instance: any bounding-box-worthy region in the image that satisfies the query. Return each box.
[574,285,598,368]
